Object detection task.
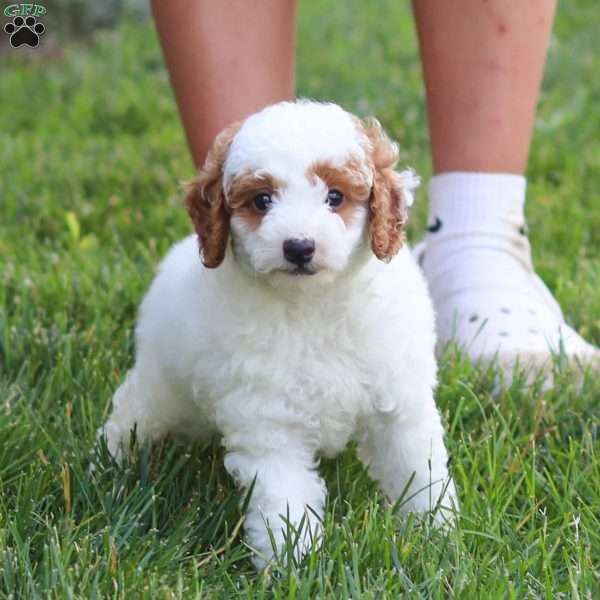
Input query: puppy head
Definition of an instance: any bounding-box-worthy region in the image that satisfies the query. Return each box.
[185,101,418,281]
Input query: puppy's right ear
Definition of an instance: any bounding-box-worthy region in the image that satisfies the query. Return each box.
[184,122,241,268]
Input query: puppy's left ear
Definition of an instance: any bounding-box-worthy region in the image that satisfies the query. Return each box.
[363,118,420,262]
[184,121,241,268]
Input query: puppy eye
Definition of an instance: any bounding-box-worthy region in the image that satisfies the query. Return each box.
[326,189,344,208]
[253,192,273,213]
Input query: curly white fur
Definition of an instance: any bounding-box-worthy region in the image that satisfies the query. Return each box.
[100,101,457,568]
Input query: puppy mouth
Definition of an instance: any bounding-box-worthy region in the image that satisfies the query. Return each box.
[279,266,317,276]
[291,267,316,276]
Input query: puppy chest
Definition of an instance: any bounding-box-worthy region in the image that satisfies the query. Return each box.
[267,337,370,451]
[200,325,371,441]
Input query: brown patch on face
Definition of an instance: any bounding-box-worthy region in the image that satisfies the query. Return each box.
[307,158,372,226]
[226,172,285,231]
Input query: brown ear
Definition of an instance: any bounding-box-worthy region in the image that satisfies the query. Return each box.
[362,118,418,262]
[184,122,241,268]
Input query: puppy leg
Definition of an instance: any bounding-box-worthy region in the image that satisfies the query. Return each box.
[357,399,457,524]
[98,369,142,461]
[224,440,326,569]
[98,366,180,462]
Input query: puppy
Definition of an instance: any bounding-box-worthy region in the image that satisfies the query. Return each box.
[100,100,457,567]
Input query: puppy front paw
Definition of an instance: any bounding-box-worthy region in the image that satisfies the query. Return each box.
[245,506,323,569]
[429,477,459,528]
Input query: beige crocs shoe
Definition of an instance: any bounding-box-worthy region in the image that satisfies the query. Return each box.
[413,238,600,384]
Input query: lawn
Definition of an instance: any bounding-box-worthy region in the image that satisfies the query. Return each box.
[1,1,600,597]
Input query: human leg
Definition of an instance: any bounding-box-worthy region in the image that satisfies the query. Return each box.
[151,0,296,168]
[413,0,599,380]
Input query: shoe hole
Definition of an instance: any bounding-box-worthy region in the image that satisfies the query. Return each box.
[528,308,536,316]
[468,314,479,323]
[529,328,539,335]
[499,331,509,337]
[500,307,511,314]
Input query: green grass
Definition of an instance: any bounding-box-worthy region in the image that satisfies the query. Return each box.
[1,1,600,597]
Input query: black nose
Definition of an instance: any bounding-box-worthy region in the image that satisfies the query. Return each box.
[283,238,315,266]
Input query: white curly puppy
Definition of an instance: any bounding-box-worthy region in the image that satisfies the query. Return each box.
[100,100,456,567]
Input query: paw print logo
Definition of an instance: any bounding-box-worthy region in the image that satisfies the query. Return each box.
[4,15,45,48]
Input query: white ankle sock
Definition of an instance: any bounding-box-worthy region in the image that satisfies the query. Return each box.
[423,172,530,284]
[421,172,555,312]
[416,171,599,380]
[427,171,526,236]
